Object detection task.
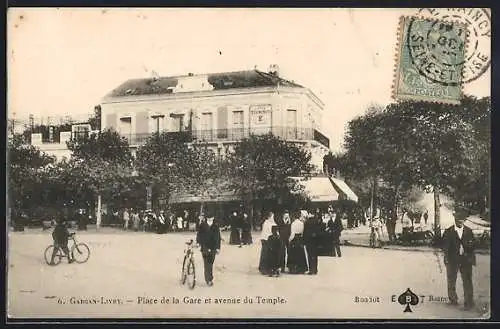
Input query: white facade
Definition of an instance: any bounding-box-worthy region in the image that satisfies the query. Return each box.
[31,126,99,162]
[101,73,330,171]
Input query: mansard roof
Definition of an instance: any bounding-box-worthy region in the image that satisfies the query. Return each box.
[105,69,304,98]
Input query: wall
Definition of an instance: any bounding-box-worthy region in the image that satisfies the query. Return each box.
[100,87,322,136]
[30,130,99,162]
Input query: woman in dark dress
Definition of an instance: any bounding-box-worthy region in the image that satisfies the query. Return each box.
[267,226,282,276]
[287,210,309,274]
[229,211,242,246]
[241,212,253,245]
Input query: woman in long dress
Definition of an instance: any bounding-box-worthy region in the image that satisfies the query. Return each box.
[229,211,242,246]
[287,210,309,274]
[258,211,277,275]
[241,212,253,245]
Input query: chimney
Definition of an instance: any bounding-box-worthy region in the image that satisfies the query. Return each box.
[268,64,280,76]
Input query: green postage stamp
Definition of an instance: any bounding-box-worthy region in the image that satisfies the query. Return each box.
[393,16,468,104]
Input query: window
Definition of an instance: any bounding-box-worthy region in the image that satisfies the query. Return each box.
[232,110,244,140]
[118,117,132,140]
[217,107,228,139]
[200,112,213,141]
[171,114,184,132]
[233,111,244,126]
[72,124,91,140]
[286,109,297,139]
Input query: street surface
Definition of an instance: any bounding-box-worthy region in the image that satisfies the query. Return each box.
[7,228,490,319]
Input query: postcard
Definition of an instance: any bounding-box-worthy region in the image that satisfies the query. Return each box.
[7,7,491,320]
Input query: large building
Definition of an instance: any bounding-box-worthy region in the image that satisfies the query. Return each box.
[100,66,330,171]
[28,66,358,209]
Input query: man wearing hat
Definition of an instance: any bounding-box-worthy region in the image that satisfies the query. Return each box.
[303,209,322,274]
[442,204,476,310]
[196,213,221,286]
[50,219,74,265]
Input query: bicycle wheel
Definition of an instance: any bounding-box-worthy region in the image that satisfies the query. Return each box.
[44,245,61,266]
[72,243,90,263]
[180,255,188,285]
[186,258,196,290]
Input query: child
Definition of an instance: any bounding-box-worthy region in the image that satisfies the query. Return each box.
[51,219,74,264]
[370,217,383,247]
[267,225,282,277]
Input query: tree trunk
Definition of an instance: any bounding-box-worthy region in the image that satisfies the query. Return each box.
[433,186,441,239]
[146,185,153,210]
[389,184,400,242]
[96,194,102,230]
[199,202,204,216]
[369,177,376,224]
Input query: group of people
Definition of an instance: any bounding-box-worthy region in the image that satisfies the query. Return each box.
[121,208,201,233]
[48,201,479,312]
[228,211,253,247]
[258,206,344,277]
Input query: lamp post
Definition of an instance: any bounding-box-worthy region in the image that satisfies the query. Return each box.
[151,114,165,134]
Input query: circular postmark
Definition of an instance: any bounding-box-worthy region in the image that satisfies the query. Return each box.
[407,18,466,87]
[412,8,491,85]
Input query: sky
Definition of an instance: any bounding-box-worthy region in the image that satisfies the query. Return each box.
[7,8,490,151]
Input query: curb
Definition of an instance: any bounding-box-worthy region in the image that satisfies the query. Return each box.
[343,241,490,255]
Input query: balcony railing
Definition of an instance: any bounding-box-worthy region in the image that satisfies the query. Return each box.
[123,126,330,148]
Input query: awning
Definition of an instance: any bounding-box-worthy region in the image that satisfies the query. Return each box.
[330,177,359,202]
[289,176,340,202]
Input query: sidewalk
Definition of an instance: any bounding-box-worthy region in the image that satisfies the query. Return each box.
[340,225,490,255]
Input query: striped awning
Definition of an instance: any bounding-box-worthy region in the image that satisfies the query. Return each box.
[330,177,359,202]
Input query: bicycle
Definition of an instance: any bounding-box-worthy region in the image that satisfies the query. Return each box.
[44,232,90,266]
[180,239,197,290]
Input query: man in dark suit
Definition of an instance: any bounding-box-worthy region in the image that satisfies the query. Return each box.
[196,214,221,286]
[328,211,343,257]
[303,212,322,275]
[442,205,476,310]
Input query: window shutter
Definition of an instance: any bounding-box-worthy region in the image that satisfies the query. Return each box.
[105,113,117,130]
[135,111,150,135]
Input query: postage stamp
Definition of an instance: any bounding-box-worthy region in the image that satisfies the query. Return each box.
[393,16,468,104]
[415,8,491,85]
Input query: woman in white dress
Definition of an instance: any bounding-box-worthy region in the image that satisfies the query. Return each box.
[258,211,277,275]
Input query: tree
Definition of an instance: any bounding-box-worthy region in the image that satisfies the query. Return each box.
[331,96,490,239]
[229,133,314,219]
[180,142,230,215]
[447,96,490,216]
[339,106,402,222]
[135,131,192,209]
[7,134,56,221]
[385,97,485,239]
[66,129,133,228]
